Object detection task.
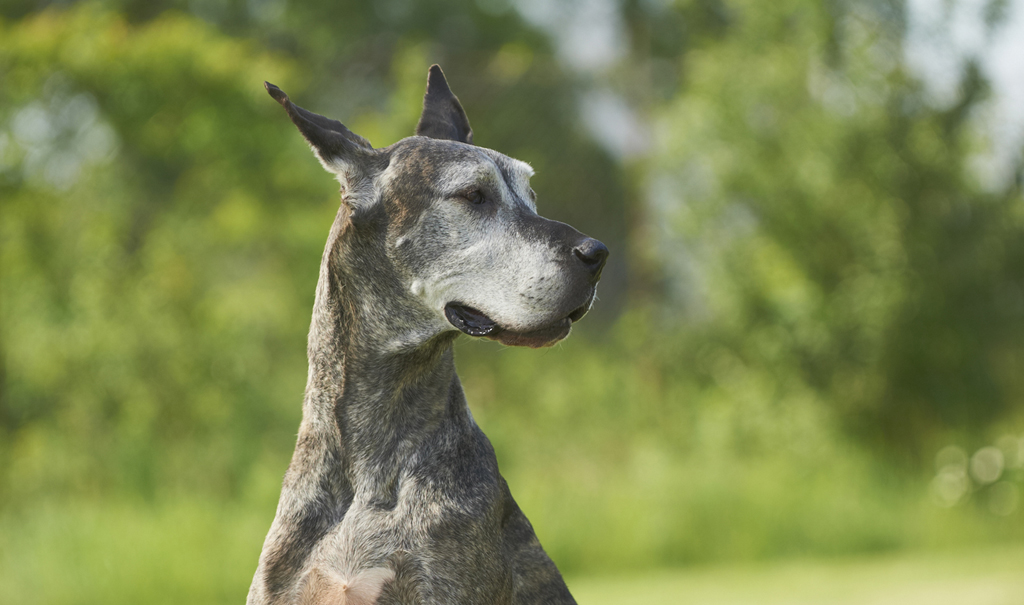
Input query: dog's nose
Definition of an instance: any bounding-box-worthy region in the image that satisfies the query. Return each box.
[573,238,609,282]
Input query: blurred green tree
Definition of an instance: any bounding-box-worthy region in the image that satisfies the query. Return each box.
[642,0,1024,458]
[1,7,316,501]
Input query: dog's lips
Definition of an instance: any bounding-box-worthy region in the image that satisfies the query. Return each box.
[444,304,499,337]
[445,301,590,348]
[568,302,589,323]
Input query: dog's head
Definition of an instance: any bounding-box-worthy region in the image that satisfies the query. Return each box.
[267,66,608,348]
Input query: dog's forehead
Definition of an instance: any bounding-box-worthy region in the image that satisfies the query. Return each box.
[385,138,534,201]
[478,148,535,184]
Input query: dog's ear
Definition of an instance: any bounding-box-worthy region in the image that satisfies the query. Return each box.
[265,82,381,185]
[415,65,473,144]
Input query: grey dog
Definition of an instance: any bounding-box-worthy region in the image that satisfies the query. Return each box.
[247,65,608,605]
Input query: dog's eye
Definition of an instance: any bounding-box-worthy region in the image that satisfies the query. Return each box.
[464,190,485,205]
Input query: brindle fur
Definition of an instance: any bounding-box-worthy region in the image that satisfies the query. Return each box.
[247,66,608,605]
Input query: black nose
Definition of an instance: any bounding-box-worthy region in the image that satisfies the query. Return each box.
[573,238,609,282]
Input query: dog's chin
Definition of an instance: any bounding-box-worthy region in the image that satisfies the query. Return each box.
[444,300,590,349]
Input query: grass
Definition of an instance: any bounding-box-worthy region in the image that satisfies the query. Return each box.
[1,496,1022,605]
[568,546,1024,605]
[0,498,268,605]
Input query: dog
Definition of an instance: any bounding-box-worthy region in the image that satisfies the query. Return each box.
[247,65,608,605]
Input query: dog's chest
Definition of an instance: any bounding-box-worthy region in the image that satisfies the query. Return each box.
[298,469,514,603]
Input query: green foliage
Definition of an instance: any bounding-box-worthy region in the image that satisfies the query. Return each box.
[645,0,1024,456]
[0,7,321,503]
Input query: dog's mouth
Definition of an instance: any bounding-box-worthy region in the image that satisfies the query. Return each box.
[445,300,591,348]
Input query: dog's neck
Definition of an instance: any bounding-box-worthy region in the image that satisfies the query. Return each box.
[293,204,465,505]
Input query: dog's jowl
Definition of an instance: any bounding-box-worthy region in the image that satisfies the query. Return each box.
[248,65,608,605]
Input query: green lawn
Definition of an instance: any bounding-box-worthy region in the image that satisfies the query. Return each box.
[2,499,1021,604]
[569,546,1024,605]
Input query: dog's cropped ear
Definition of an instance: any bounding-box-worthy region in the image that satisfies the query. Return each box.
[265,82,380,184]
[415,65,473,144]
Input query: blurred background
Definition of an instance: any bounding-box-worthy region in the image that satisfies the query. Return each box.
[2,0,1023,603]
